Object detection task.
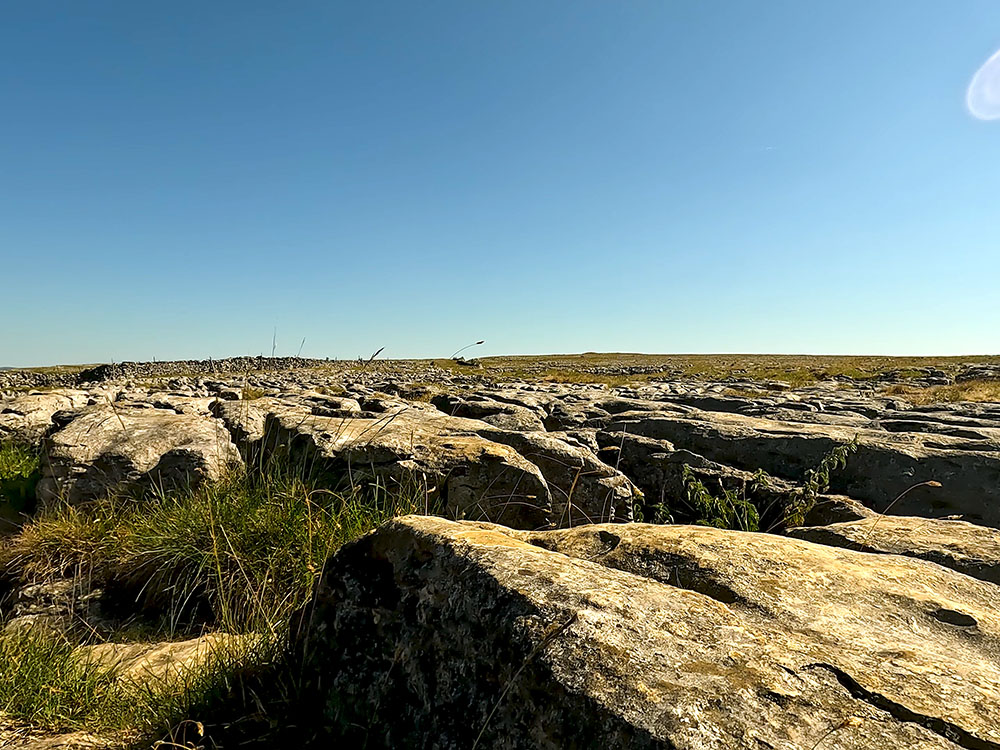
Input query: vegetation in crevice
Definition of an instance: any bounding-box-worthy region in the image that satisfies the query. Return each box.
[0,628,128,731]
[0,625,294,744]
[671,438,859,532]
[781,436,860,529]
[0,440,40,522]
[6,461,423,635]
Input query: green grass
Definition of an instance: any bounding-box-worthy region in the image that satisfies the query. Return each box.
[0,440,40,523]
[7,463,422,635]
[660,439,859,533]
[0,459,427,744]
[0,629,129,731]
[781,437,859,529]
[0,627,288,742]
[885,378,1000,405]
[678,465,762,532]
[439,352,1000,387]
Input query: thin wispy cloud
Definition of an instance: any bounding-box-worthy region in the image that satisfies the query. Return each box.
[967,47,1000,120]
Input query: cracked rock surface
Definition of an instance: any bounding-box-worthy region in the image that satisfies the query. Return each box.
[5,360,1000,746]
[6,361,1000,530]
[36,402,241,506]
[302,516,1000,749]
[789,515,1000,585]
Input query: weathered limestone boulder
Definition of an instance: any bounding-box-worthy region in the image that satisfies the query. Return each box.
[208,396,304,451]
[875,418,1000,441]
[210,398,270,447]
[0,390,91,441]
[542,395,684,432]
[739,405,873,427]
[2,579,103,635]
[300,516,1000,749]
[605,409,1000,526]
[889,405,1000,431]
[475,427,640,525]
[293,391,363,417]
[37,404,241,505]
[135,392,217,416]
[542,399,613,431]
[790,514,1000,585]
[264,404,553,528]
[474,388,556,414]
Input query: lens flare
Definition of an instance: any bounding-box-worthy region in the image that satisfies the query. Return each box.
[967,48,1000,120]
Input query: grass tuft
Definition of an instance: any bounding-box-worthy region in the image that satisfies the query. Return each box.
[885,378,1000,405]
[0,626,289,741]
[7,464,422,635]
[0,629,127,731]
[1,458,426,744]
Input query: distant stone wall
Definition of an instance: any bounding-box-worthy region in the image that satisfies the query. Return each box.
[74,356,332,383]
[0,370,77,391]
[0,356,333,391]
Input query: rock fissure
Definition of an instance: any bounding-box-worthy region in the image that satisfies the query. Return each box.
[6,359,1000,747]
[803,662,999,750]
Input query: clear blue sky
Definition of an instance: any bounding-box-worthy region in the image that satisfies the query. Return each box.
[3,1,1000,366]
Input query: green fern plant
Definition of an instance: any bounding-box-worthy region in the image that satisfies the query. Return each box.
[674,437,858,533]
[0,440,40,517]
[781,436,859,529]
[680,465,762,532]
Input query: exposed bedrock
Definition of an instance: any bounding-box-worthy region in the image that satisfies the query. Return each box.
[298,516,1000,749]
[260,400,556,528]
[5,367,1000,531]
[790,515,1000,585]
[0,390,93,442]
[602,409,1000,526]
[430,392,547,432]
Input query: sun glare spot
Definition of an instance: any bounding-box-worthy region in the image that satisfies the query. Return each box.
[967,47,1000,120]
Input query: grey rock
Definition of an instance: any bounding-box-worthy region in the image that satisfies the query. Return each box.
[800,495,875,525]
[37,404,241,505]
[605,409,1000,527]
[431,393,546,432]
[475,427,640,525]
[0,390,91,441]
[263,402,553,529]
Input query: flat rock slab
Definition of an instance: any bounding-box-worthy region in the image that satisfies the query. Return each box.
[83,633,237,684]
[302,516,1000,749]
[0,726,114,750]
[790,515,1000,585]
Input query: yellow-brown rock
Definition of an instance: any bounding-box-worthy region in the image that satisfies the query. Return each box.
[301,516,1000,749]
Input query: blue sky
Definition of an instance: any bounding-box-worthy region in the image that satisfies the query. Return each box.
[3,1,1000,365]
